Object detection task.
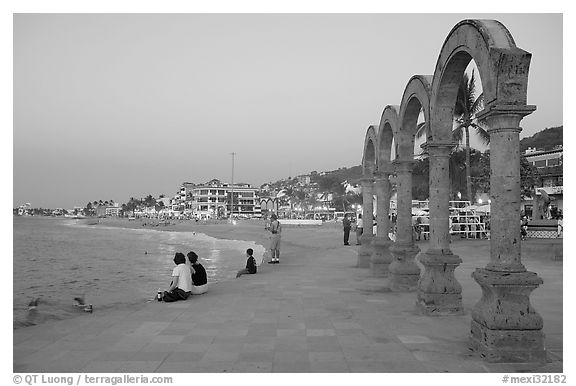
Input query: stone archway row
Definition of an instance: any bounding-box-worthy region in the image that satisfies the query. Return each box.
[358,19,545,363]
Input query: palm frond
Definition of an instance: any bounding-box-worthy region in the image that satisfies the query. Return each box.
[452,125,465,143]
[471,122,490,145]
[471,92,484,115]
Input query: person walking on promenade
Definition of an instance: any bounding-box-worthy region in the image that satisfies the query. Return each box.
[267,213,282,264]
[521,216,529,241]
[356,213,363,245]
[162,252,193,302]
[187,251,208,295]
[414,216,422,241]
[558,215,563,238]
[236,248,258,277]
[342,213,352,245]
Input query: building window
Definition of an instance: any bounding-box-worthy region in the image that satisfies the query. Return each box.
[547,158,559,166]
[534,160,546,168]
[200,190,209,195]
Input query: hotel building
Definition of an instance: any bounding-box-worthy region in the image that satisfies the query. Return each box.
[180,179,261,218]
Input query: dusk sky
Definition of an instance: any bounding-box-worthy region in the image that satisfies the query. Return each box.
[13,13,562,209]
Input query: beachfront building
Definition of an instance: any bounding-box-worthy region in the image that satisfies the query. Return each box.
[522,146,563,217]
[178,180,261,219]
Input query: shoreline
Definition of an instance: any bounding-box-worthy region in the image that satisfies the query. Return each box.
[14,219,562,373]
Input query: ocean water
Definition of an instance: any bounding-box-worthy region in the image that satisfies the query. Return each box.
[13,216,264,329]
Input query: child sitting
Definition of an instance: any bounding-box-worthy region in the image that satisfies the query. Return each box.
[236,248,257,278]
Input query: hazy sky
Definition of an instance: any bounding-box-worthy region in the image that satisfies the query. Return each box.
[13,13,562,208]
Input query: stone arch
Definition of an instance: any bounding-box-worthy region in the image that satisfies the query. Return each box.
[430,19,532,142]
[427,19,543,362]
[377,105,399,173]
[397,75,433,160]
[362,125,378,175]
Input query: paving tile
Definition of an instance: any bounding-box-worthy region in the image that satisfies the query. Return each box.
[242,342,275,352]
[309,351,346,362]
[272,361,311,373]
[307,336,342,352]
[182,334,215,344]
[306,329,336,336]
[131,322,171,336]
[81,361,123,372]
[309,360,350,373]
[397,335,434,344]
[163,351,205,362]
[274,351,310,362]
[152,335,185,344]
[233,361,273,373]
[191,361,237,373]
[94,351,135,362]
[201,350,240,362]
[332,321,362,329]
[277,329,306,337]
[130,351,170,362]
[172,343,210,353]
[237,351,274,362]
[154,361,196,373]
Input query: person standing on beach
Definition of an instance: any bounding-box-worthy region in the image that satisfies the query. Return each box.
[342,214,351,246]
[162,252,192,302]
[267,214,282,264]
[187,251,208,295]
[355,213,363,245]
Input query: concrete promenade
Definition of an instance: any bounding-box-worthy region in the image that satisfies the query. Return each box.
[13,222,563,373]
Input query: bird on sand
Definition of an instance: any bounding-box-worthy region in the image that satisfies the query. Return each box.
[73,296,86,307]
[27,297,40,310]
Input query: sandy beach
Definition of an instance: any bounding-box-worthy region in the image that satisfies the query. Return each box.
[14,219,562,373]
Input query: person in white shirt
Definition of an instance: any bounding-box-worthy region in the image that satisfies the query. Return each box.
[356,214,364,245]
[161,252,193,302]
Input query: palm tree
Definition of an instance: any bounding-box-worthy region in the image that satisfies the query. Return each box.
[453,69,489,202]
[415,69,488,202]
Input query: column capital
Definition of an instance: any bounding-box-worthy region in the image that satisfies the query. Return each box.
[477,104,536,130]
[421,141,457,158]
[360,176,375,185]
[373,170,391,180]
[392,159,415,173]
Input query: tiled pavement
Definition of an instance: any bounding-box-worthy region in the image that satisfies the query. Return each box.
[13,226,563,373]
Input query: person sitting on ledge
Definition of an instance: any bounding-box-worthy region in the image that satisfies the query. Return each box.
[162,252,192,302]
[236,248,257,278]
[187,251,208,295]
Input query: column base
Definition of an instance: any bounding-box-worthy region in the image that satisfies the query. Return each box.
[388,243,420,291]
[357,234,374,268]
[416,249,463,316]
[370,237,393,277]
[470,320,546,363]
[470,268,545,363]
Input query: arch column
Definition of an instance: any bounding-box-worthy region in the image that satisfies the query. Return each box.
[357,177,375,268]
[371,171,393,276]
[388,160,420,290]
[417,142,463,315]
[470,105,545,363]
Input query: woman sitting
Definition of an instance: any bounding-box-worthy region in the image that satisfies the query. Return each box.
[162,252,193,302]
[187,251,208,295]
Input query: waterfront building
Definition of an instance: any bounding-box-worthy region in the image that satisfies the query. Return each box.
[179,180,261,219]
[522,146,563,217]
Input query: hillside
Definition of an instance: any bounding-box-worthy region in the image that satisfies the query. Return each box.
[520,126,563,152]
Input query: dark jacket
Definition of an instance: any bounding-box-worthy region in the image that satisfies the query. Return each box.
[342,217,351,229]
[246,256,257,274]
[192,263,208,286]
